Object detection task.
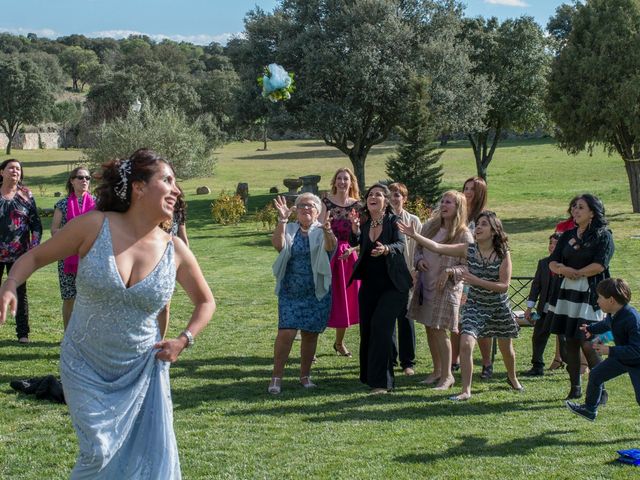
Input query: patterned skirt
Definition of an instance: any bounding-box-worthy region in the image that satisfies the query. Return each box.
[549,277,603,339]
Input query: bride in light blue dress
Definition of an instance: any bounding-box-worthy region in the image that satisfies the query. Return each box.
[0,149,216,479]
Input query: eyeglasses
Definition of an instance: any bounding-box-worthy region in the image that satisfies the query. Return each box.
[73,175,91,181]
[297,203,316,210]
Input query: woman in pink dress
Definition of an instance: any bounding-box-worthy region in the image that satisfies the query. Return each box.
[320,168,360,356]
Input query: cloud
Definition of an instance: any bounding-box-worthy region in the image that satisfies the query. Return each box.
[90,30,240,45]
[484,0,529,7]
[0,26,58,37]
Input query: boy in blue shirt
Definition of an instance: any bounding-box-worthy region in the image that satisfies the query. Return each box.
[566,278,640,421]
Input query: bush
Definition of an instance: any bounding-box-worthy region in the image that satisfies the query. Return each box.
[405,197,432,223]
[211,191,246,225]
[255,202,278,230]
[83,104,218,178]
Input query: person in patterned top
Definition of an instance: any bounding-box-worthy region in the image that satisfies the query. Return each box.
[51,167,96,330]
[400,210,522,401]
[0,159,42,343]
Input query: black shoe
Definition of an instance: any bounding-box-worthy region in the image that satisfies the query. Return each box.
[565,385,582,400]
[565,401,596,421]
[523,367,544,377]
[480,364,493,380]
[451,363,460,373]
[599,389,608,407]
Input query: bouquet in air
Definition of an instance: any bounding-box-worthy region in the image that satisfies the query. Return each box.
[257,63,295,102]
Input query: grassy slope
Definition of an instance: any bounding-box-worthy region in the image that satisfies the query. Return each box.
[0,139,639,479]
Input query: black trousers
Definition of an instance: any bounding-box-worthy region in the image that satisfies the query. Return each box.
[359,282,408,390]
[0,262,29,339]
[392,303,416,369]
[530,312,568,368]
[585,357,640,410]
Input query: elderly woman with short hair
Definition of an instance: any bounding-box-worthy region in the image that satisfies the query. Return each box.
[269,193,336,394]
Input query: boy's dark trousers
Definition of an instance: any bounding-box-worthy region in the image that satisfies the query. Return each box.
[585,356,640,410]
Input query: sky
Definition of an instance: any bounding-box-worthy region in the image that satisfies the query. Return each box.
[0,0,568,46]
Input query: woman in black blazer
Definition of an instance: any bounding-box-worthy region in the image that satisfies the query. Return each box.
[348,183,413,394]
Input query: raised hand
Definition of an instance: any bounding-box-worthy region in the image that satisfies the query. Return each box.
[323,212,333,232]
[348,207,360,227]
[273,195,293,221]
[397,221,416,238]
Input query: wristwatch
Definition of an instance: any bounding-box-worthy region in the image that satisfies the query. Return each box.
[180,329,194,348]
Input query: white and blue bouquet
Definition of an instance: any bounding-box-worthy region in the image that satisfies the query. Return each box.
[257,63,295,102]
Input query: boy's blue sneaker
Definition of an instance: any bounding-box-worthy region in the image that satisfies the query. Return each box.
[565,401,597,421]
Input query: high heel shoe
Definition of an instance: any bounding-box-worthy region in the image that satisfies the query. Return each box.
[507,377,524,392]
[300,376,316,388]
[418,373,440,385]
[548,358,565,371]
[333,342,352,357]
[268,377,282,395]
[434,376,455,390]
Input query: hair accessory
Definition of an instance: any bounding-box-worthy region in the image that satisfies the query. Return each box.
[114,158,132,201]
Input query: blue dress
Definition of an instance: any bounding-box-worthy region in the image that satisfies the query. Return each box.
[60,217,180,479]
[278,231,331,333]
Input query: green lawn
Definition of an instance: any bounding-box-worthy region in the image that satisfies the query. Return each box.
[1,139,639,479]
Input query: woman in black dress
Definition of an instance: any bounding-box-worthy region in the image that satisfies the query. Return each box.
[549,193,614,399]
[348,183,412,394]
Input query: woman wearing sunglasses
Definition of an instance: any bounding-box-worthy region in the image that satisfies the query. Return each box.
[51,167,96,330]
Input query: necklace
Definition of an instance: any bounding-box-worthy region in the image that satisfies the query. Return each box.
[370,216,384,228]
[477,245,495,266]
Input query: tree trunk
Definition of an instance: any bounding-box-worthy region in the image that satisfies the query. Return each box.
[5,140,10,155]
[262,122,268,151]
[624,158,640,213]
[349,151,367,195]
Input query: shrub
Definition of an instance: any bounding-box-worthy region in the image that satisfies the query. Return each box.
[405,196,432,223]
[83,104,218,178]
[255,202,278,230]
[211,191,246,225]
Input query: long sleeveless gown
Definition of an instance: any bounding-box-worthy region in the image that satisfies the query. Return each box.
[322,197,359,328]
[60,217,180,479]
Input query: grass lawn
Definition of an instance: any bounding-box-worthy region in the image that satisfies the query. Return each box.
[0,139,639,479]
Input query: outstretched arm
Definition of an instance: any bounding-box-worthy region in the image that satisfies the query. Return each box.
[397,221,467,258]
[154,239,215,362]
[0,212,103,324]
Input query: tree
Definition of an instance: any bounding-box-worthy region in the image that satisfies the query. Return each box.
[386,76,443,205]
[51,100,83,148]
[546,0,640,213]
[84,105,218,179]
[546,3,578,54]
[0,57,54,154]
[462,16,550,179]
[59,46,99,91]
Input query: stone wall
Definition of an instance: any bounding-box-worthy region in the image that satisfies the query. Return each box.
[0,132,62,150]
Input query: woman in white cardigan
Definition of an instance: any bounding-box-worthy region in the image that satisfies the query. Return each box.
[269,193,336,394]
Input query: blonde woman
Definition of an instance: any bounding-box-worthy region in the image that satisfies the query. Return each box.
[408,191,472,389]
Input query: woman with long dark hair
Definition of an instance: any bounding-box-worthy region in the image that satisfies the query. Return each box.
[400,211,522,401]
[0,149,215,478]
[549,193,614,400]
[0,159,42,343]
[51,166,96,330]
[348,183,413,394]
